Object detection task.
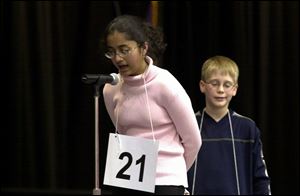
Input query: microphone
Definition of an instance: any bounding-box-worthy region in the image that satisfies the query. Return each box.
[81,73,120,85]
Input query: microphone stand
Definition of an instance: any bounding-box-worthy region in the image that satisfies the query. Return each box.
[92,83,101,195]
[82,73,119,195]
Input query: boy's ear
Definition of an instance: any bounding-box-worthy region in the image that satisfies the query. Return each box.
[199,80,206,93]
[232,85,238,96]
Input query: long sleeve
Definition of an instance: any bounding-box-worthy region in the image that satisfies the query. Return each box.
[163,85,202,170]
[253,128,271,195]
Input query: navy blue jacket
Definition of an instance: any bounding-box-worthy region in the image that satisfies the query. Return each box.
[187,110,271,195]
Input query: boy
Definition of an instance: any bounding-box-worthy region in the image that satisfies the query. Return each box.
[187,55,271,195]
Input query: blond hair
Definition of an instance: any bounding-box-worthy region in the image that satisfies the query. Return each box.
[201,55,239,83]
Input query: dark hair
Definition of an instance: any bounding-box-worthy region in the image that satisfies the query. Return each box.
[103,15,167,65]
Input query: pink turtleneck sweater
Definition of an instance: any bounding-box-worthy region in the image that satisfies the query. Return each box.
[103,57,201,187]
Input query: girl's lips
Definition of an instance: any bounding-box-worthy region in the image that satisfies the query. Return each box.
[117,64,127,68]
[117,65,130,74]
[118,64,128,70]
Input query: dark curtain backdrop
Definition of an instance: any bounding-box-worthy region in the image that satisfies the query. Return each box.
[3,1,299,195]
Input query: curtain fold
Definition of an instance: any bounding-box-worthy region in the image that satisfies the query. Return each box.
[3,1,299,194]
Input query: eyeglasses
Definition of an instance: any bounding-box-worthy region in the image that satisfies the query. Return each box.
[204,80,236,91]
[105,46,138,59]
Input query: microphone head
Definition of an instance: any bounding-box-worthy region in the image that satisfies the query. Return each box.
[110,73,120,85]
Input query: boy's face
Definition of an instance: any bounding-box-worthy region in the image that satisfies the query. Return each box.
[199,71,238,110]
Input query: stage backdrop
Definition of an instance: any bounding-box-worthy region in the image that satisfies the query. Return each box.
[3,1,299,195]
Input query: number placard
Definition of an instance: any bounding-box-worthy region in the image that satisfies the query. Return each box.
[103,133,159,193]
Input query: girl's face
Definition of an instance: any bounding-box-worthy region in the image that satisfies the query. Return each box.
[106,31,148,77]
[199,71,238,110]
